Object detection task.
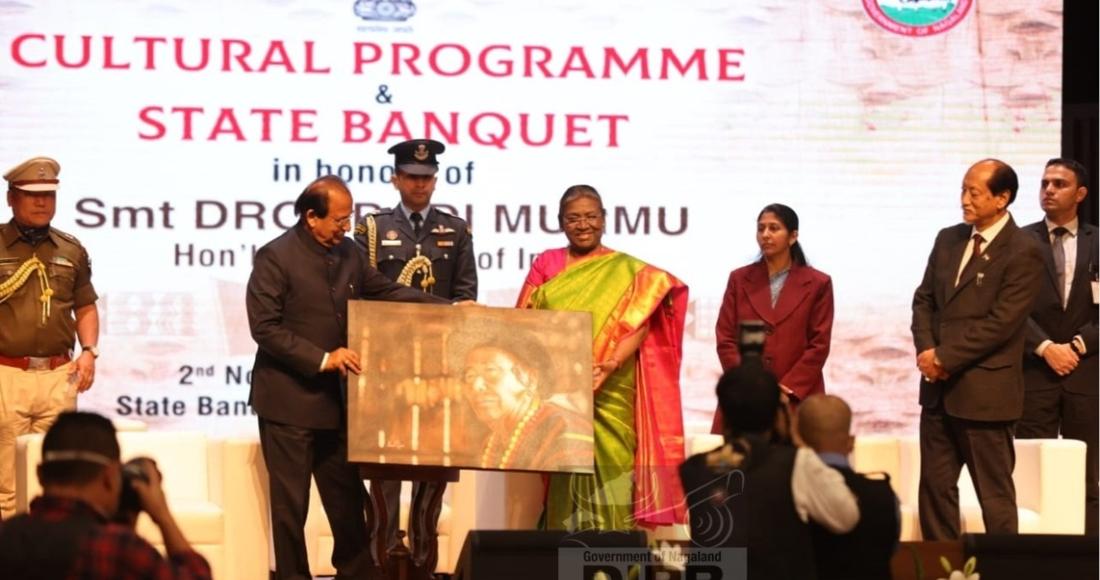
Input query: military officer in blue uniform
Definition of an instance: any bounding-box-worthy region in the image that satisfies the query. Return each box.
[354,139,477,573]
[356,139,476,302]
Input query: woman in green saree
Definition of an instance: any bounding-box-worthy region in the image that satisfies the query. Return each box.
[516,185,688,530]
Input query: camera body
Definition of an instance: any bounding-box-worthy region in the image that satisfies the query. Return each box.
[738,318,798,408]
[738,319,767,358]
[116,457,151,518]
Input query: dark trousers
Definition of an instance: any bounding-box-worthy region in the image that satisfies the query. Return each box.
[1017,387,1099,535]
[259,417,373,580]
[371,479,447,567]
[919,406,1018,539]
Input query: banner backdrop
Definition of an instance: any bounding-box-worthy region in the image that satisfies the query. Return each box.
[0,0,1061,436]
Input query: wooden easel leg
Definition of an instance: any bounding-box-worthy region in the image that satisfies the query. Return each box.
[368,478,390,572]
[408,480,447,579]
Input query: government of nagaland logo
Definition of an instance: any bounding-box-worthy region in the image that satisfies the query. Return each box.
[863,0,972,37]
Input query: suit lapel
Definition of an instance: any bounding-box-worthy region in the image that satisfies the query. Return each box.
[772,266,812,326]
[743,263,776,327]
[948,217,1018,304]
[1027,222,1060,293]
[1020,222,1064,294]
[1067,226,1094,305]
[942,229,970,304]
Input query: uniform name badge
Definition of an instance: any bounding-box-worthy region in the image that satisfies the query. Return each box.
[381,240,402,247]
[436,240,454,247]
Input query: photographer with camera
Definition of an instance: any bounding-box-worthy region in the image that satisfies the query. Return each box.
[680,344,857,579]
[698,321,894,579]
[0,411,211,579]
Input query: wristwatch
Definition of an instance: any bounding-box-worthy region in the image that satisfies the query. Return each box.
[82,344,100,359]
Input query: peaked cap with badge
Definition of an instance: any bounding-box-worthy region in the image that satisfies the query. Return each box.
[388,139,445,176]
[4,157,61,193]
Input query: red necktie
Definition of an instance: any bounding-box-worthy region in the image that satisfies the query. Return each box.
[965,233,983,271]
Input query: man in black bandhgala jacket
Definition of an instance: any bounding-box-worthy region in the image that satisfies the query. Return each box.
[247,176,447,579]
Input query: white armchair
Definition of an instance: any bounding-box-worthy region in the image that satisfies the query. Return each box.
[849,435,1087,538]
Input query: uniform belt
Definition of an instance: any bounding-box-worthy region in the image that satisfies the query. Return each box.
[0,353,71,371]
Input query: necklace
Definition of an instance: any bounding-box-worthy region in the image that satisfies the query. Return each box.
[481,399,540,469]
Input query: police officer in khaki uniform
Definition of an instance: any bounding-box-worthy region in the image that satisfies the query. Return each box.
[354,139,476,572]
[0,157,99,519]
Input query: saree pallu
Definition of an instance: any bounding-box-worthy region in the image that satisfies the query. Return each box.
[518,250,688,529]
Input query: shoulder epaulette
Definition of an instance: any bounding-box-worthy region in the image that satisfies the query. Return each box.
[434,209,468,224]
[50,227,82,246]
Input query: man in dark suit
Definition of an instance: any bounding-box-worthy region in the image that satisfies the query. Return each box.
[354,139,477,572]
[247,175,447,579]
[1018,157,1098,534]
[911,158,1044,539]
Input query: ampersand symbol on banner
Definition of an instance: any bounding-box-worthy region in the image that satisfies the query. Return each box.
[376,85,393,104]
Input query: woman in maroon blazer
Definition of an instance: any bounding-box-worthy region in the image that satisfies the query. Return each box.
[712,203,834,433]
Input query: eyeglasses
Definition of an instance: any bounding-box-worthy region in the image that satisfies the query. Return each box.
[333,215,352,228]
[563,213,604,227]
